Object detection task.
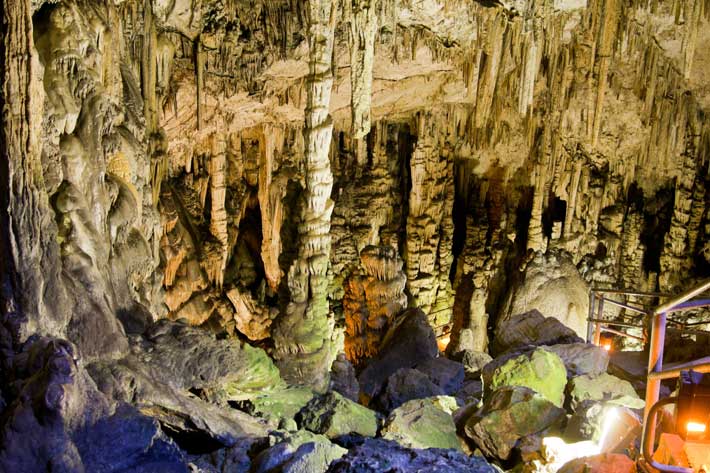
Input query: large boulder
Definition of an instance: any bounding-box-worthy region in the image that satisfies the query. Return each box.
[327,438,496,473]
[482,347,568,407]
[464,386,566,460]
[567,373,644,411]
[296,392,379,439]
[498,250,589,339]
[0,337,188,473]
[376,368,444,412]
[358,309,438,401]
[381,396,461,451]
[329,354,359,402]
[493,310,583,354]
[546,343,609,378]
[252,430,346,473]
[416,357,465,394]
[558,453,636,473]
[461,350,493,379]
[237,387,316,424]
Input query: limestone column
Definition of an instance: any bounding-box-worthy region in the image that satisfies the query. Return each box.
[272,0,340,390]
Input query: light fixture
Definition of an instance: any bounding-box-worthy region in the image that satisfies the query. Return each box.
[676,370,710,441]
[687,421,707,434]
[602,342,611,351]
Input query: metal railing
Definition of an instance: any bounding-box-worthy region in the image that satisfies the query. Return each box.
[587,280,710,473]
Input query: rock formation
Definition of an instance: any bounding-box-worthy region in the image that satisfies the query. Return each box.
[3,0,710,468]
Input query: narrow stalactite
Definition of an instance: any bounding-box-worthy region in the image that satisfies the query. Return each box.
[591,0,619,148]
[272,0,341,390]
[258,124,287,291]
[195,36,204,131]
[346,0,377,163]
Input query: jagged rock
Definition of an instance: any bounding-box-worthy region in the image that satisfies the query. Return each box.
[557,453,636,473]
[545,343,609,378]
[252,430,346,473]
[296,392,379,439]
[0,337,187,472]
[461,350,493,379]
[377,368,444,412]
[482,347,568,407]
[494,309,585,355]
[567,373,644,411]
[358,308,438,402]
[416,357,465,395]
[464,386,566,461]
[327,438,496,473]
[381,396,461,451]
[499,251,589,338]
[238,387,316,424]
[189,437,262,473]
[329,354,360,402]
[455,380,484,404]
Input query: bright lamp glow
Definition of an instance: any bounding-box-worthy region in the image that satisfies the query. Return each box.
[602,343,611,351]
[687,421,707,433]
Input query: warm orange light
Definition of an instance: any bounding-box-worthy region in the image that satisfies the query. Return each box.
[687,421,707,433]
[602,343,611,351]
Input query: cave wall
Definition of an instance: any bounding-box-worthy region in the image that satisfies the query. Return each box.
[3,0,710,383]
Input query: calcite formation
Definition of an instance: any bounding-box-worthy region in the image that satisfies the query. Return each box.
[3,0,710,467]
[343,245,407,365]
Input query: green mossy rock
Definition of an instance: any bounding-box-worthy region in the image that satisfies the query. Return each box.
[381,396,461,451]
[484,347,567,407]
[464,386,566,461]
[241,386,316,423]
[296,391,379,438]
[567,373,644,410]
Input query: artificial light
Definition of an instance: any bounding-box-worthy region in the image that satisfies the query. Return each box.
[687,421,707,433]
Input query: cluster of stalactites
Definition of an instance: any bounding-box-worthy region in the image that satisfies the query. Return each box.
[344,245,407,366]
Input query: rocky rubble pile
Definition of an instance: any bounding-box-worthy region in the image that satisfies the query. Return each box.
[0,308,644,473]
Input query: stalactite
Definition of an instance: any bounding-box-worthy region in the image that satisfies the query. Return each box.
[195,36,204,131]
[343,246,407,366]
[272,0,340,391]
[681,0,702,79]
[591,0,619,148]
[404,112,455,330]
[346,0,377,156]
[258,124,287,291]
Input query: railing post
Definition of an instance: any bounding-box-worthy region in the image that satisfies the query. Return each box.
[587,291,596,343]
[593,297,604,345]
[643,311,666,448]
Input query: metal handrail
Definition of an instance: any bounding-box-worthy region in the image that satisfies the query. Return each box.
[641,279,710,473]
[587,282,710,473]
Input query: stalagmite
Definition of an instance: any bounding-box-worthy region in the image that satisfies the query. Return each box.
[272,0,340,390]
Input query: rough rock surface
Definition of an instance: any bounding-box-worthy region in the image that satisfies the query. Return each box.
[493,310,584,355]
[567,373,644,410]
[327,438,496,473]
[546,343,609,378]
[0,337,187,472]
[252,430,347,473]
[499,251,590,338]
[376,368,445,412]
[558,453,636,473]
[464,386,566,461]
[482,347,568,407]
[358,308,438,401]
[296,392,379,439]
[416,357,465,395]
[381,396,461,451]
[4,0,710,469]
